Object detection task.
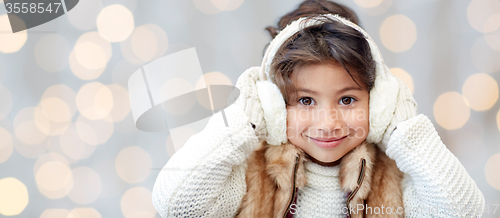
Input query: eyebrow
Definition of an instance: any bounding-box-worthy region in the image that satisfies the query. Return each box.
[296,86,364,94]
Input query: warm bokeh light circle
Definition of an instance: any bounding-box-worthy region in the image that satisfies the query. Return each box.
[0,15,27,54]
[433,92,470,130]
[462,73,499,111]
[97,4,135,42]
[389,68,414,94]
[380,15,417,53]
[115,146,152,183]
[0,177,29,216]
[485,153,500,190]
[120,187,156,218]
[0,126,13,163]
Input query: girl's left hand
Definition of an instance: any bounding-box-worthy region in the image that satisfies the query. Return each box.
[378,77,418,151]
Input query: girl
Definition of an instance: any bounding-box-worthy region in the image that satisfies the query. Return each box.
[152,1,485,217]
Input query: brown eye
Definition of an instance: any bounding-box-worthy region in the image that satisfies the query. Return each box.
[340,97,355,105]
[299,97,314,106]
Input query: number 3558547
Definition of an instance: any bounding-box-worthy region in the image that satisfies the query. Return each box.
[5,3,62,14]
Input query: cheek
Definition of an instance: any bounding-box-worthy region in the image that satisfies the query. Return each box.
[286,108,297,134]
[286,108,307,138]
[348,108,369,137]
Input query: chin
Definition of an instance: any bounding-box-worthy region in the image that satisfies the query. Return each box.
[316,157,340,163]
[327,158,339,162]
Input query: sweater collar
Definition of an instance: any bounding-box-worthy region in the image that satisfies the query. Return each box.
[304,160,340,177]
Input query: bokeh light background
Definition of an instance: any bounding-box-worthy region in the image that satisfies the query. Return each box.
[0,0,500,217]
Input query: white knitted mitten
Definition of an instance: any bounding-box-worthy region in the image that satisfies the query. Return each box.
[379,77,418,151]
[386,114,485,217]
[233,66,267,141]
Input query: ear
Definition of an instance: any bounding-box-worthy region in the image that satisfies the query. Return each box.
[256,80,288,146]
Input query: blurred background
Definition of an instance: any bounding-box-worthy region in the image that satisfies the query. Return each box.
[0,0,499,217]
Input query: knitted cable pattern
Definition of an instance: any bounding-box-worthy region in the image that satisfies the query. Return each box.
[386,114,485,217]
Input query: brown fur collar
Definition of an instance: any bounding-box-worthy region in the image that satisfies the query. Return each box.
[235,141,404,218]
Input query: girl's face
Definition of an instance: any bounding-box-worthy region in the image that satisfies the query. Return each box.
[286,62,370,165]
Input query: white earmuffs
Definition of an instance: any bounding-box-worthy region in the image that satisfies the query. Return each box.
[256,14,400,146]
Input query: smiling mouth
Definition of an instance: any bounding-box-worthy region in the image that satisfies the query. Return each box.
[309,135,348,141]
[308,135,348,149]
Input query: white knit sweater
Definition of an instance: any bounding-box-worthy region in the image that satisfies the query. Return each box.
[152,105,485,217]
[294,161,346,218]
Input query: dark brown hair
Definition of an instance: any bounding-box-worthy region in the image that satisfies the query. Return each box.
[265,0,360,38]
[265,0,376,105]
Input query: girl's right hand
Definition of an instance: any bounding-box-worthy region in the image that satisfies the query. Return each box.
[233,66,267,141]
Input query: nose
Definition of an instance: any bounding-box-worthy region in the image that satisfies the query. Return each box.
[313,106,346,136]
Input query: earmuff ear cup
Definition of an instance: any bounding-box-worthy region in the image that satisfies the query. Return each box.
[366,66,400,144]
[378,76,418,151]
[256,80,288,146]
